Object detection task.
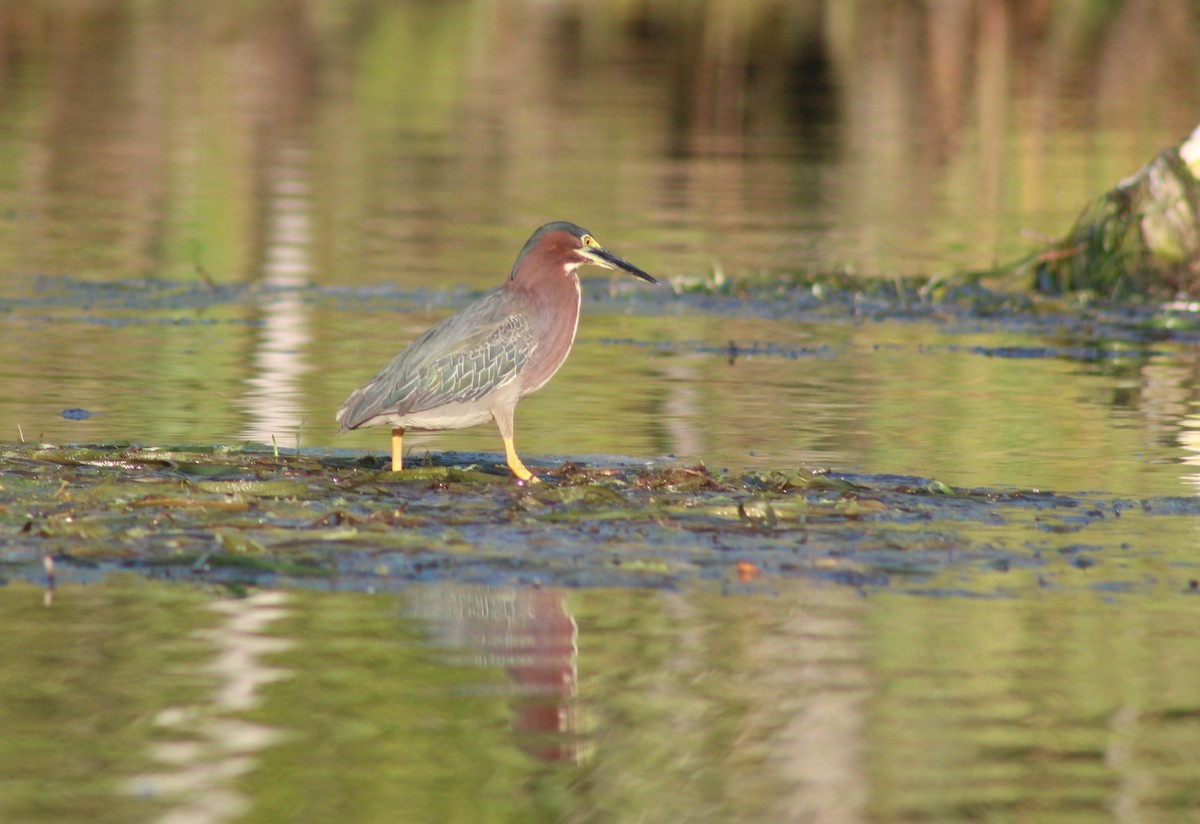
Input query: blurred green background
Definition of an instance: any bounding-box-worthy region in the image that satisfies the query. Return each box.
[0,0,1198,487]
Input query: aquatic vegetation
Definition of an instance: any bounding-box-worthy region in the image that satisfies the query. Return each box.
[1,442,1194,597]
[1026,125,1200,297]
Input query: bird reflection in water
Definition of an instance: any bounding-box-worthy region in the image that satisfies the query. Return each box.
[407,585,592,764]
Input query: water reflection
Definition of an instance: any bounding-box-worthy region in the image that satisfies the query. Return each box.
[400,582,876,819]
[240,144,314,447]
[1,1,1197,287]
[3,578,1200,820]
[128,591,293,824]
[758,591,869,821]
[406,586,590,764]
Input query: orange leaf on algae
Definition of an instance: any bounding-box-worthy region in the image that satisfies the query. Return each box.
[737,561,761,582]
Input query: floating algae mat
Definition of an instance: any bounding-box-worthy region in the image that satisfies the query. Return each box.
[1,442,1196,598]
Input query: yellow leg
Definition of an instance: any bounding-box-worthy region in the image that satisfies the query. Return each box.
[503,435,540,483]
[391,428,404,472]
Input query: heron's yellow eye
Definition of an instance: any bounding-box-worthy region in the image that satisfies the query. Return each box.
[582,234,597,247]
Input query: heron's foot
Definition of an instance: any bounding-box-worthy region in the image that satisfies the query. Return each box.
[502,436,540,483]
[507,458,541,484]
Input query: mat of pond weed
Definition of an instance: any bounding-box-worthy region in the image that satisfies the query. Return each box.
[2,443,1196,598]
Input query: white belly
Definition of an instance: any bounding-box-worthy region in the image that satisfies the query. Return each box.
[369,401,496,432]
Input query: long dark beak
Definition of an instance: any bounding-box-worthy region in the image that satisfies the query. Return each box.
[585,246,660,285]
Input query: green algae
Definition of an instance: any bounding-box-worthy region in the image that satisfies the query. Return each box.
[0,442,1195,595]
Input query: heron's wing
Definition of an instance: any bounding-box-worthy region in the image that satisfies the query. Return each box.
[406,312,534,408]
[337,294,536,429]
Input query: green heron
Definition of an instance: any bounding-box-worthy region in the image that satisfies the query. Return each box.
[336,222,659,482]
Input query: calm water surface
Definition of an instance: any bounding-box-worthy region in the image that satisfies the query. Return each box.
[3,1,1200,821]
[0,288,1194,496]
[3,578,1199,823]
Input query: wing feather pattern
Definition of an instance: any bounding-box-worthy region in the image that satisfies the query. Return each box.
[337,292,536,431]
